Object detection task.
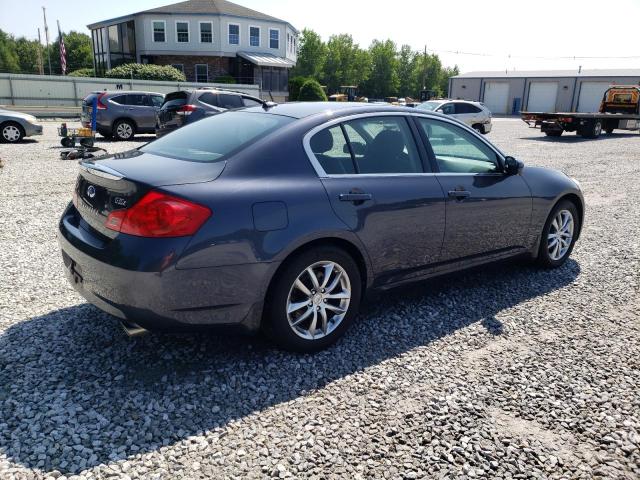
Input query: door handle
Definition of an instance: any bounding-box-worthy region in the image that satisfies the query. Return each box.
[339,193,373,203]
[448,190,471,200]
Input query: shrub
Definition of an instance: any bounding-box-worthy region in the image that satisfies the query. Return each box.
[105,63,186,82]
[288,76,310,101]
[68,68,95,77]
[213,74,236,84]
[298,79,327,101]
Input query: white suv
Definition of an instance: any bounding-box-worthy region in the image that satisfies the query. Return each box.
[416,100,492,134]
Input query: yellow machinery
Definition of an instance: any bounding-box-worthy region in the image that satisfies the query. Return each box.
[329,86,367,102]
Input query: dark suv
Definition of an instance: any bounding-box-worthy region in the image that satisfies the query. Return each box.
[155,89,264,137]
[81,91,165,141]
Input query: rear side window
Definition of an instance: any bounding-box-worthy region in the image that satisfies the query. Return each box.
[243,97,262,107]
[199,92,220,107]
[218,94,244,109]
[110,95,127,105]
[140,112,293,162]
[309,116,423,175]
[455,103,481,114]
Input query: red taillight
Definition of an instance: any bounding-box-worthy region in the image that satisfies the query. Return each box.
[97,93,108,110]
[177,104,197,116]
[105,191,211,238]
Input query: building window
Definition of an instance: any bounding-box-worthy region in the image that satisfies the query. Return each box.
[249,26,260,47]
[195,64,208,83]
[228,24,239,45]
[200,22,212,43]
[269,29,279,49]
[171,64,184,73]
[153,20,166,42]
[176,21,189,43]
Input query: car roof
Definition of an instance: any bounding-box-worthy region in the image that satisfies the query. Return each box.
[242,102,424,119]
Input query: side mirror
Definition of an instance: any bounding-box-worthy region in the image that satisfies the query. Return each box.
[504,156,524,175]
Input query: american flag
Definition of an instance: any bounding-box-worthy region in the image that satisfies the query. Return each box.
[58,21,67,75]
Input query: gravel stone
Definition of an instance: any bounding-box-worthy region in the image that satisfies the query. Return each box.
[0,120,638,479]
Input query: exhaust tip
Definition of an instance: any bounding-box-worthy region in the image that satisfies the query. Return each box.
[120,320,148,337]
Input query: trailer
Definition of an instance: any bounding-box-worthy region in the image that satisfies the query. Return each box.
[521,85,640,138]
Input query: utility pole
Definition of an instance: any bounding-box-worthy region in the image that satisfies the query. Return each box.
[37,28,44,75]
[42,6,52,75]
[423,45,427,90]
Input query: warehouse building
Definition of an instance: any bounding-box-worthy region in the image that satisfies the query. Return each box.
[448,69,640,114]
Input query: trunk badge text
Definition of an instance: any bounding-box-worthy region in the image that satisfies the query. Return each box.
[114,197,127,207]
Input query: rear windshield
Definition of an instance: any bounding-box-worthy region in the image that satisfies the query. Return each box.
[140,111,294,162]
[161,91,188,110]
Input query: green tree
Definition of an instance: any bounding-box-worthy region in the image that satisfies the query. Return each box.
[298,79,327,101]
[0,30,19,73]
[362,39,399,99]
[289,76,310,101]
[68,67,95,77]
[412,52,443,96]
[397,45,417,97]
[15,38,42,74]
[292,29,326,79]
[323,34,368,93]
[439,65,460,97]
[47,31,93,74]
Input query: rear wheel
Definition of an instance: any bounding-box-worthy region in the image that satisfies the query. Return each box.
[1,122,24,143]
[264,247,362,352]
[580,120,602,139]
[536,200,579,268]
[113,119,135,141]
[605,128,614,135]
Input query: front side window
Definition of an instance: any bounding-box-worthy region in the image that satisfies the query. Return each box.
[418,118,499,174]
[269,29,279,49]
[200,22,212,43]
[438,103,455,115]
[140,112,294,163]
[176,21,189,43]
[250,26,260,47]
[218,94,244,109]
[228,24,239,45]
[153,21,166,42]
[195,64,208,83]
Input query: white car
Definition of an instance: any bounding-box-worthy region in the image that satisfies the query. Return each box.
[416,100,492,134]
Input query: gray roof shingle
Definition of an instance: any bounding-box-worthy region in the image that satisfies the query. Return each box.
[453,69,640,79]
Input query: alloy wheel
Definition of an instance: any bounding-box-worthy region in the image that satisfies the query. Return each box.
[116,122,133,139]
[2,125,21,142]
[547,209,574,261]
[286,261,351,340]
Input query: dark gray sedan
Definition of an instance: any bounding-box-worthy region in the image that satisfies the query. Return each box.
[58,103,584,352]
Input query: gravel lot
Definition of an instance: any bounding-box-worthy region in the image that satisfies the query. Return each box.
[0,120,638,480]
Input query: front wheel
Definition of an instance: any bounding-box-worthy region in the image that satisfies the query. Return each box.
[264,247,362,352]
[537,200,580,268]
[1,122,24,143]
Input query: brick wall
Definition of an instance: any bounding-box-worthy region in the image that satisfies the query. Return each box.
[152,56,232,83]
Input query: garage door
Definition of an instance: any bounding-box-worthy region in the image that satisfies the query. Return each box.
[577,82,610,113]
[527,82,558,112]
[483,82,510,114]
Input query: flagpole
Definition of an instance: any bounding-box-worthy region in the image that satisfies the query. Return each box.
[42,6,52,75]
[37,28,44,75]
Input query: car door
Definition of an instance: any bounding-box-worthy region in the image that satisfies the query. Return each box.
[453,103,476,126]
[416,117,532,261]
[123,94,156,131]
[307,114,447,281]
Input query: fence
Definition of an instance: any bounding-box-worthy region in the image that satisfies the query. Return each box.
[0,73,261,108]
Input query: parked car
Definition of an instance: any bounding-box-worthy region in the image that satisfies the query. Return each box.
[417,99,493,134]
[59,102,584,352]
[0,108,43,143]
[155,88,264,137]
[81,91,165,141]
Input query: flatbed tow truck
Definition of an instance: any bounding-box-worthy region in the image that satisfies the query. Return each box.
[521,85,640,138]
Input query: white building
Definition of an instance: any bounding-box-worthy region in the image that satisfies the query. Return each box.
[448,69,640,114]
[87,0,298,100]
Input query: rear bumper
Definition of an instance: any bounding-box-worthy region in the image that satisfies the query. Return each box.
[483,121,492,133]
[57,206,273,333]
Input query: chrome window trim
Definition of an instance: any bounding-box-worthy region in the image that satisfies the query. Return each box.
[302,111,505,179]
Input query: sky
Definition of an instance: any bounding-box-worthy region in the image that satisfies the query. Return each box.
[2,0,640,73]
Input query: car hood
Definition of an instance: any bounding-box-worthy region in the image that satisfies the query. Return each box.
[0,109,38,123]
[82,149,226,187]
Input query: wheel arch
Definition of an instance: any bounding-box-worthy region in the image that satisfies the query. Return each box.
[557,193,584,239]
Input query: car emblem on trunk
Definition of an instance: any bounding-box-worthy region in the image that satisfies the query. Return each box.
[87,185,96,198]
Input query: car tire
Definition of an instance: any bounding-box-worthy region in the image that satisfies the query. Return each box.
[536,200,580,268]
[1,122,25,143]
[264,246,362,352]
[605,128,614,135]
[113,119,135,141]
[580,120,602,139]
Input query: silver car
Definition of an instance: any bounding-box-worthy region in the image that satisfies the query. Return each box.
[417,100,492,134]
[0,109,43,143]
